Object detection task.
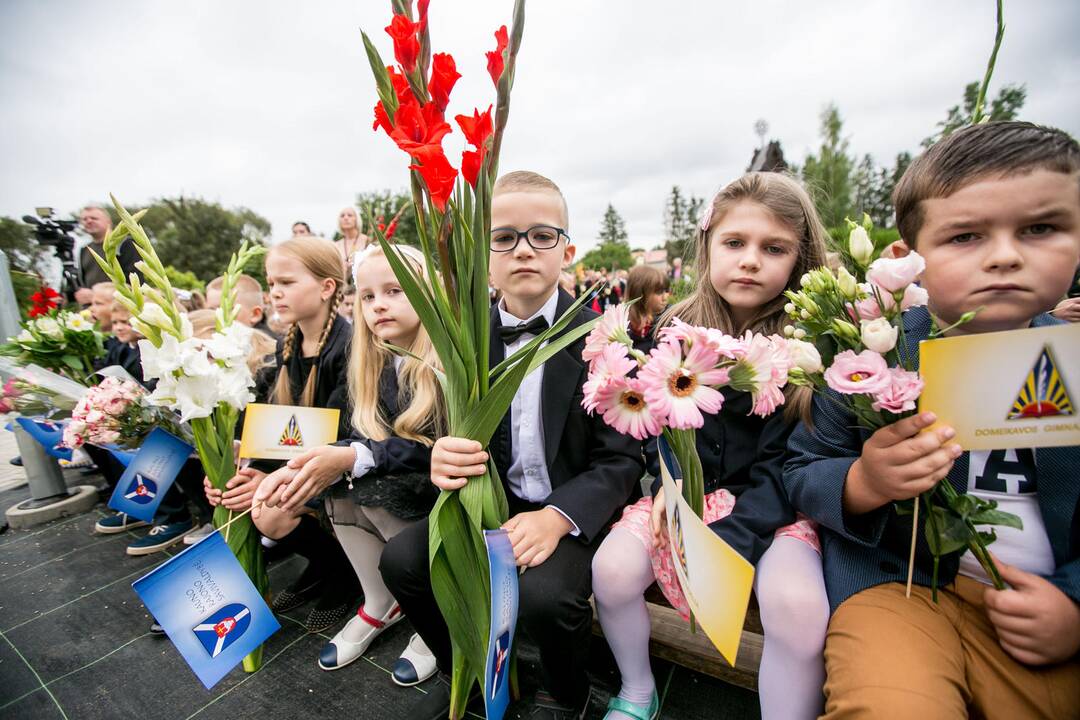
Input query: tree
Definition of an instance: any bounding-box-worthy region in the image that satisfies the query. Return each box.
[801,103,855,228]
[921,81,1026,148]
[580,204,633,270]
[662,186,703,262]
[355,189,421,249]
[134,197,271,282]
[0,216,47,273]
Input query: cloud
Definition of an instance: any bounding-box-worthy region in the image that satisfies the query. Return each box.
[1,0,1076,256]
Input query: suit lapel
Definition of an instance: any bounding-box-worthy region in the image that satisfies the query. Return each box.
[540,290,585,468]
[489,305,511,475]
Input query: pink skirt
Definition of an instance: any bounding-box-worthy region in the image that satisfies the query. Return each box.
[611,488,820,620]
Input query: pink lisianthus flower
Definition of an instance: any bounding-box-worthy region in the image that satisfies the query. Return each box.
[871,367,924,414]
[865,252,926,293]
[823,349,892,395]
[593,376,664,440]
[583,304,632,364]
[639,340,728,429]
[582,343,636,413]
[851,283,929,322]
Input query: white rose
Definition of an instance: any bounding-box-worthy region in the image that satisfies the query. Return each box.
[860,318,899,354]
[787,339,823,374]
[35,317,63,339]
[848,225,874,267]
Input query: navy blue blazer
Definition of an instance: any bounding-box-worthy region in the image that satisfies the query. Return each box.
[784,306,1080,612]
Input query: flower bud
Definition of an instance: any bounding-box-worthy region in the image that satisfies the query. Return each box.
[832,319,861,342]
[784,325,795,337]
[800,309,811,320]
[860,318,899,353]
[800,273,812,288]
[794,328,806,340]
[849,225,874,267]
[836,266,858,299]
[784,302,796,315]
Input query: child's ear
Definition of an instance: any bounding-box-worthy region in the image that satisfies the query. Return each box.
[562,242,577,268]
[249,304,264,323]
[883,240,911,260]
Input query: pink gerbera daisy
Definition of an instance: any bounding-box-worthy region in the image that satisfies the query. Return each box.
[639,340,728,429]
[583,304,632,363]
[583,342,636,413]
[594,376,665,440]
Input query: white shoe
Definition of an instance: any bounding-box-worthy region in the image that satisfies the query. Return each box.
[183,522,215,545]
[317,604,402,671]
[391,633,437,686]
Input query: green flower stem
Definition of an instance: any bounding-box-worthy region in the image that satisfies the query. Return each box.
[935,480,1006,589]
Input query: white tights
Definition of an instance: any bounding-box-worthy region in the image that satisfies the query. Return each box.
[593,530,829,720]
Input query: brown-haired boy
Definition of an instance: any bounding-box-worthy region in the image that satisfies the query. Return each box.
[785,121,1080,718]
[380,171,643,719]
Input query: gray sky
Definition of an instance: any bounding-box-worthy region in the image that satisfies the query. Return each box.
[1,0,1077,257]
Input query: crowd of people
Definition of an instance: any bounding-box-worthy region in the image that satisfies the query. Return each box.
[51,120,1080,719]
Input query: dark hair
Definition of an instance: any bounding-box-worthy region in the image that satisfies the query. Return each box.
[894,121,1080,247]
[625,265,668,329]
[292,221,312,233]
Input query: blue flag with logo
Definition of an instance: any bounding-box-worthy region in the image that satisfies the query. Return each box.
[483,529,518,720]
[107,427,192,523]
[132,531,280,689]
[13,417,72,461]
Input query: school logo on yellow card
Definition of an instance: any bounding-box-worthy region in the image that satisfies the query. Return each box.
[278,415,304,447]
[1007,346,1073,420]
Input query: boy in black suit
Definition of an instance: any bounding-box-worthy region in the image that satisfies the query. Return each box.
[381,171,644,720]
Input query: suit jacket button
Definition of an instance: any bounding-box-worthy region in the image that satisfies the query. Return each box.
[880,561,900,574]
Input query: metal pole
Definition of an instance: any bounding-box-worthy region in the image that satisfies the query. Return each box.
[11,424,69,503]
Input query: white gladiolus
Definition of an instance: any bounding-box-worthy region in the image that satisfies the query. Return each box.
[139,302,173,331]
[860,318,899,354]
[35,317,63,339]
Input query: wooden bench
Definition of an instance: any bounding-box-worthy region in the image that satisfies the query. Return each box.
[592,585,763,691]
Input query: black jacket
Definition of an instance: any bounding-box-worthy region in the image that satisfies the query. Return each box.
[103,339,154,390]
[80,238,141,291]
[645,389,798,565]
[331,360,438,520]
[488,289,644,542]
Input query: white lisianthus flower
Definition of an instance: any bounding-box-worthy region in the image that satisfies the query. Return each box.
[848,226,874,267]
[860,318,899,354]
[35,317,63,339]
[788,339,823,374]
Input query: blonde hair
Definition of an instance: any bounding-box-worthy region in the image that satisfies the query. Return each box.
[660,172,828,423]
[493,170,569,228]
[91,281,115,294]
[348,244,445,445]
[187,309,276,376]
[268,237,346,407]
[208,274,265,312]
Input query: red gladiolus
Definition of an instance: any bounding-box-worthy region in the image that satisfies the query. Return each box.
[390,100,452,154]
[409,145,457,212]
[372,66,414,135]
[485,25,508,86]
[455,105,494,150]
[418,0,430,31]
[386,14,421,73]
[460,148,487,188]
[28,286,60,317]
[386,219,399,240]
[428,53,461,113]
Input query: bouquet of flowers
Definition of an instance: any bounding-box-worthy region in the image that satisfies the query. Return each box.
[781,216,1020,597]
[580,305,811,516]
[92,199,268,670]
[61,376,187,450]
[0,309,106,384]
[27,285,61,318]
[0,359,86,419]
[361,1,600,713]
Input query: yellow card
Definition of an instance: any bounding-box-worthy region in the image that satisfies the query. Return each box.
[238,403,340,460]
[658,437,755,666]
[919,323,1080,450]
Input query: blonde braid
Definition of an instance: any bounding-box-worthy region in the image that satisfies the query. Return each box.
[271,323,300,405]
[298,288,343,407]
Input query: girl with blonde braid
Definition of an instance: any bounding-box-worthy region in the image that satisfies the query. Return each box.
[218,237,360,633]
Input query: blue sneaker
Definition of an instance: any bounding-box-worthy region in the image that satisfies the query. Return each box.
[126,520,195,556]
[95,513,149,534]
[602,690,659,720]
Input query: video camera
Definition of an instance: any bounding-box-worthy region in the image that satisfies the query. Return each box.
[22,207,80,300]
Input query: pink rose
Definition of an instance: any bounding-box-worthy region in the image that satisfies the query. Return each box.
[823,349,891,395]
[866,252,926,293]
[871,367,924,414]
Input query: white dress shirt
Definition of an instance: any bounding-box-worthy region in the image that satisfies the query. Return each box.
[499,290,579,535]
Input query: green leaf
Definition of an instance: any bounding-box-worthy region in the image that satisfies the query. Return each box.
[967,507,1024,530]
[924,505,971,556]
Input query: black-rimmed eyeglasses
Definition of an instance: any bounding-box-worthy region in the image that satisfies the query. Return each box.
[490,225,569,253]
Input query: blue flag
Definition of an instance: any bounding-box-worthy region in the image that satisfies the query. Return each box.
[107,427,193,523]
[132,531,280,689]
[483,530,518,720]
[13,417,73,461]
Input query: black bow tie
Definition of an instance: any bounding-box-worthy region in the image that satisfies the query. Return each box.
[498,315,549,344]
